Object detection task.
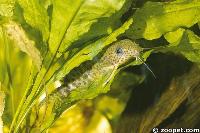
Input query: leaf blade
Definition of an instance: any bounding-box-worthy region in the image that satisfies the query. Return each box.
[17,0,49,41]
[126,0,200,40]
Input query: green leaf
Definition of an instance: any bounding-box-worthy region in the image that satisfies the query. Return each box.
[164,28,185,43]
[52,18,133,82]
[0,0,15,17]
[71,0,133,47]
[0,24,32,127]
[94,71,144,124]
[9,18,132,133]
[48,0,83,54]
[48,102,92,133]
[0,90,5,133]
[48,72,142,132]
[58,0,125,53]
[49,0,125,54]
[128,49,153,67]
[9,2,129,131]
[17,0,49,41]
[0,27,7,83]
[40,41,145,130]
[96,72,143,122]
[3,21,42,69]
[85,111,112,133]
[162,29,200,64]
[126,0,200,40]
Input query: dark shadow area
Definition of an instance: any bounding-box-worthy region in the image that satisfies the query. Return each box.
[114,53,194,133]
[123,53,192,114]
[157,99,188,128]
[190,23,200,36]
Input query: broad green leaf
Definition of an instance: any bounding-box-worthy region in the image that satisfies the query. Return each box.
[17,0,49,41]
[71,0,133,47]
[96,95,128,121]
[40,70,141,131]
[85,111,112,133]
[49,0,125,54]
[40,0,52,10]
[0,24,32,128]
[48,103,90,133]
[10,18,133,133]
[52,18,133,82]
[40,68,118,131]
[164,28,185,43]
[0,0,15,17]
[101,74,146,127]
[48,72,142,132]
[3,21,42,69]
[14,1,129,123]
[163,30,200,64]
[48,0,83,54]
[58,0,125,53]
[95,72,143,124]
[126,0,200,40]
[0,27,7,83]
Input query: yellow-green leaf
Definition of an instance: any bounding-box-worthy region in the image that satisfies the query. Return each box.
[52,18,133,82]
[0,0,15,17]
[17,0,49,41]
[3,21,42,69]
[162,30,200,64]
[49,0,125,55]
[0,90,5,133]
[126,0,200,40]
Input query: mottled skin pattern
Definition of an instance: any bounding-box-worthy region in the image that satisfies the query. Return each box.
[57,39,142,96]
[39,39,143,130]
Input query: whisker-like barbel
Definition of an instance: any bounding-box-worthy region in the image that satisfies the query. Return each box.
[137,56,156,78]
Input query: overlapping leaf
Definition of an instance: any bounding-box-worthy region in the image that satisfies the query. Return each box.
[0,0,15,17]
[2,0,200,132]
[52,18,133,82]
[0,91,5,133]
[163,29,200,64]
[17,0,49,41]
[126,0,200,40]
[49,0,126,54]
[46,72,142,132]
[3,21,42,69]
[8,1,130,132]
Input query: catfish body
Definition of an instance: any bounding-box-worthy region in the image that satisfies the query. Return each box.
[61,39,142,94]
[39,39,142,130]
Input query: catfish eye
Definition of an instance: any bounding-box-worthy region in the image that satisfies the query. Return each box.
[116,47,124,55]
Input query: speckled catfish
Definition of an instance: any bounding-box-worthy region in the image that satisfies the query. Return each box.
[38,39,150,130]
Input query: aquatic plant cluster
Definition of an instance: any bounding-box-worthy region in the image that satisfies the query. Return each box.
[0,0,200,132]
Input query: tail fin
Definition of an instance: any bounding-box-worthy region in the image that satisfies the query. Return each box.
[137,56,156,78]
